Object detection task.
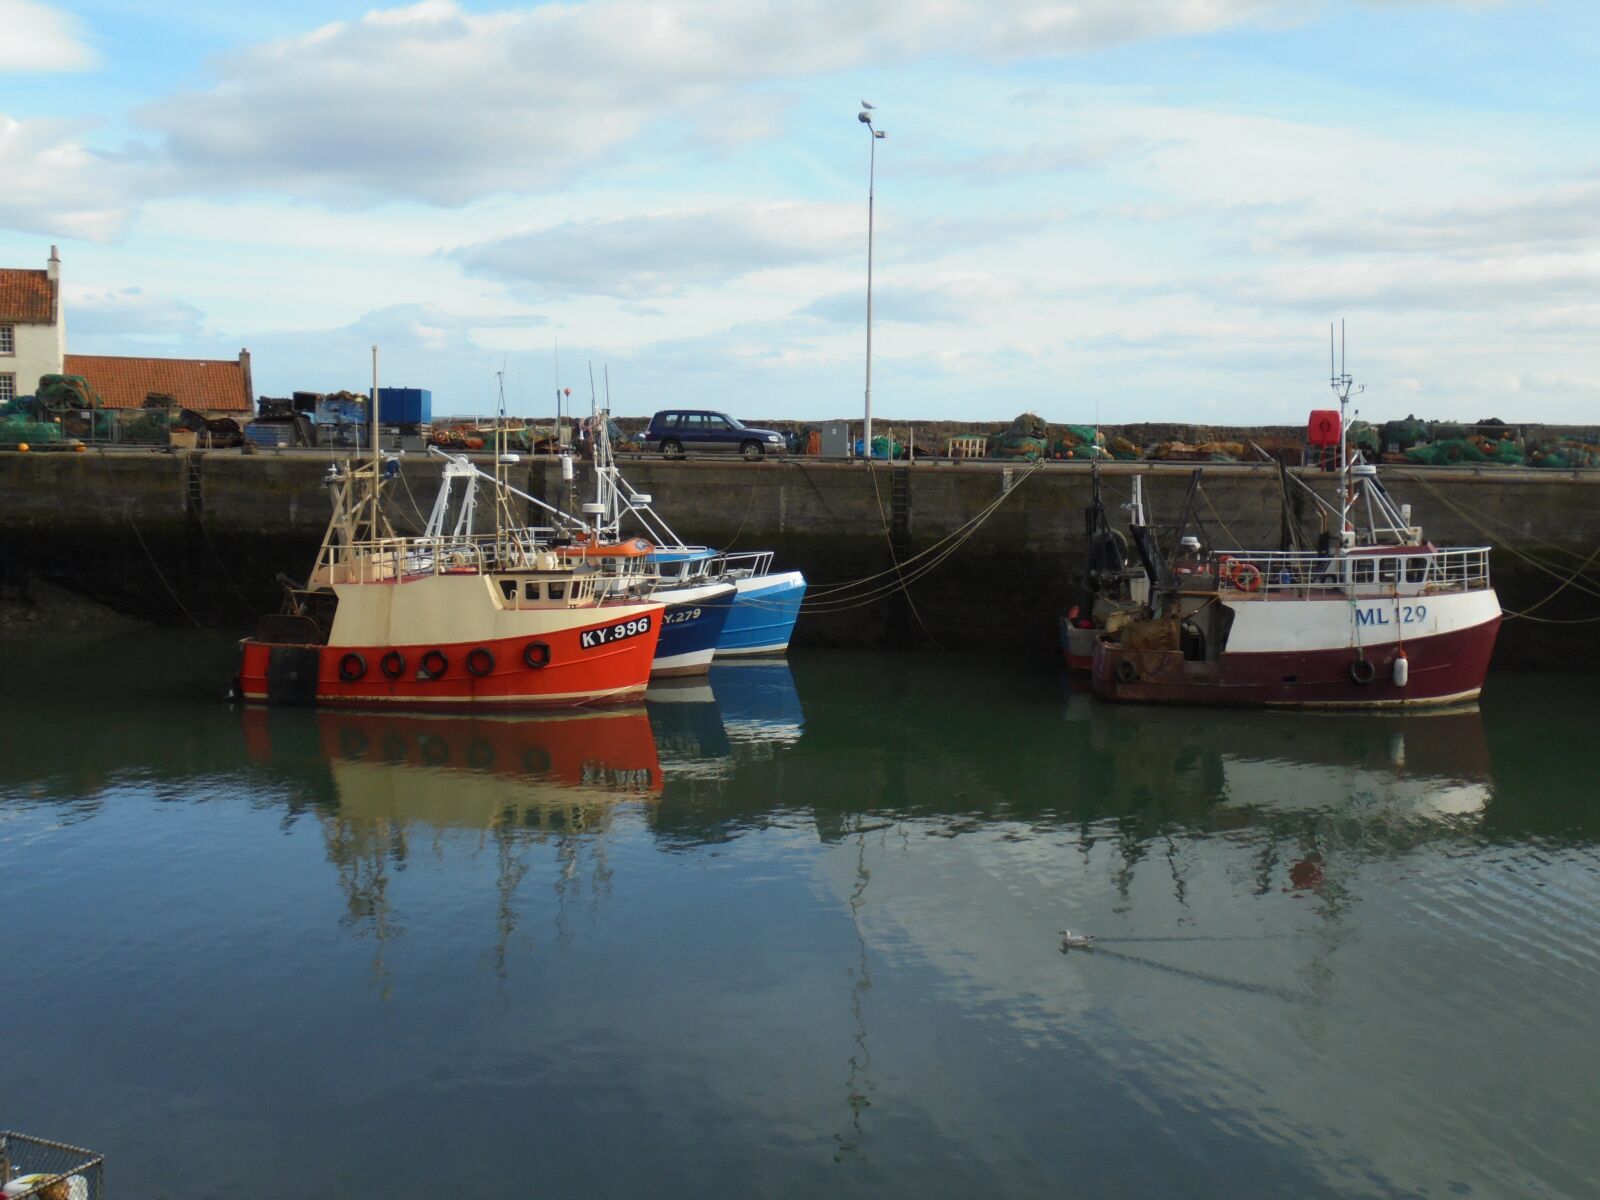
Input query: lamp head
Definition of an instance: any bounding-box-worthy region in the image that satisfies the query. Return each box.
[858,111,872,124]
[874,129,886,139]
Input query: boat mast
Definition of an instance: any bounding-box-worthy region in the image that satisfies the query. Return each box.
[368,344,381,540]
[1331,321,1362,549]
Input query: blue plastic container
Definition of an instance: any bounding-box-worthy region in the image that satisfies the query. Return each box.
[375,387,432,427]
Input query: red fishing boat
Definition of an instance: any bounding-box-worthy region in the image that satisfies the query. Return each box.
[236,437,663,709]
[1092,339,1501,708]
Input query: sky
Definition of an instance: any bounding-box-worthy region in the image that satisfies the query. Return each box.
[2,0,1598,423]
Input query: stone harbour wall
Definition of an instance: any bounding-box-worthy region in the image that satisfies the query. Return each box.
[1,450,1596,669]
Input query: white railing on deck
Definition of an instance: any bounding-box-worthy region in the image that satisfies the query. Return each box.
[720,551,774,580]
[319,528,567,584]
[1176,547,1493,600]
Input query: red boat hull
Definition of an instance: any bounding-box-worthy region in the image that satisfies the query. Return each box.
[236,616,663,710]
[1091,616,1501,708]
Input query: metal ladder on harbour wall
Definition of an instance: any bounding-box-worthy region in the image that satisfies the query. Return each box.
[887,465,912,645]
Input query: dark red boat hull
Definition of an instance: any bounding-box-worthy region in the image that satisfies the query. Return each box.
[1091,616,1501,708]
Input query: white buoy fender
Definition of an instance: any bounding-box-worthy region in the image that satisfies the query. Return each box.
[1393,651,1410,688]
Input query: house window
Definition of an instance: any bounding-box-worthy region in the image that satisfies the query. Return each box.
[0,325,14,354]
[0,374,15,403]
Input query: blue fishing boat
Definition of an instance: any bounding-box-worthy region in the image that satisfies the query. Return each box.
[651,576,737,676]
[713,552,807,657]
[591,422,806,658]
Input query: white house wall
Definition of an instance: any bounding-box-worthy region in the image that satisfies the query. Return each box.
[5,318,65,398]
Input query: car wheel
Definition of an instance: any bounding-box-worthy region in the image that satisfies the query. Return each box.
[662,439,684,459]
[741,440,763,461]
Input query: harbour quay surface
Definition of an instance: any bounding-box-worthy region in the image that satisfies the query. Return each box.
[0,452,1596,669]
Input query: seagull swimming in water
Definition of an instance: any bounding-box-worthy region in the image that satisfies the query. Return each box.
[1059,929,1096,952]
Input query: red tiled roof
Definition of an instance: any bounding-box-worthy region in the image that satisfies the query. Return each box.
[64,353,253,413]
[0,268,56,323]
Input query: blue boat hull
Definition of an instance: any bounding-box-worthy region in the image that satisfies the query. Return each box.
[653,582,737,676]
[717,571,806,657]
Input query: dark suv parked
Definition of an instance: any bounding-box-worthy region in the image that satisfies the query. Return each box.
[643,410,787,460]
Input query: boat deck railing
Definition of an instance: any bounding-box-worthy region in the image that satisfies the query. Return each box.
[318,528,568,583]
[720,550,774,579]
[1189,546,1493,599]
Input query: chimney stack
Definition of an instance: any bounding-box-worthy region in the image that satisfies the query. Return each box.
[239,348,254,406]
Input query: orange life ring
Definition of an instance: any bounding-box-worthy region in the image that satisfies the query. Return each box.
[1231,562,1263,592]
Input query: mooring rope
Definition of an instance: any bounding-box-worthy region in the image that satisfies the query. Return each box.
[800,458,1046,604]
[865,460,945,648]
[1397,470,1600,619]
[797,459,1047,613]
[127,511,207,629]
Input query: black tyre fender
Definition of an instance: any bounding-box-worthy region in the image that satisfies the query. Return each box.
[1115,658,1138,684]
[379,650,406,680]
[466,647,495,677]
[1349,657,1376,685]
[420,649,449,679]
[523,641,551,670]
[338,652,367,682]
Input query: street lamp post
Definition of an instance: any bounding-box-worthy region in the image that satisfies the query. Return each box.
[859,102,885,461]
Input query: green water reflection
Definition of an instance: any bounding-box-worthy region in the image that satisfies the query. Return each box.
[1,632,1595,1199]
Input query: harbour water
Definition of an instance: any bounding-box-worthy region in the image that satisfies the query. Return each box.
[2,633,1596,1198]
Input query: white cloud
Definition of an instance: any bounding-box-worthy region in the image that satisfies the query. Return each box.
[0,0,97,72]
[1268,182,1600,258]
[132,0,1298,205]
[0,115,138,240]
[66,285,205,338]
[452,204,859,299]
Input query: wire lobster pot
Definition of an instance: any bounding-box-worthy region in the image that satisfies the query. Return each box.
[0,1132,104,1200]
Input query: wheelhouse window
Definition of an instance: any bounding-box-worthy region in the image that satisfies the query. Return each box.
[0,325,14,354]
[548,581,566,601]
[524,582,542,601]
[1352,558,1375,583]
[1379,558,1398,583]
[1405,557,1429,584]
[499,579,517,601]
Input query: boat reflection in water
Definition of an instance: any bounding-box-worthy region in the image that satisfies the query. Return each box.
[645,659,806,779]
[241,704,663,978]
[710,661,805,750]
[243,705,662,825]
[1082,697,1492,833]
